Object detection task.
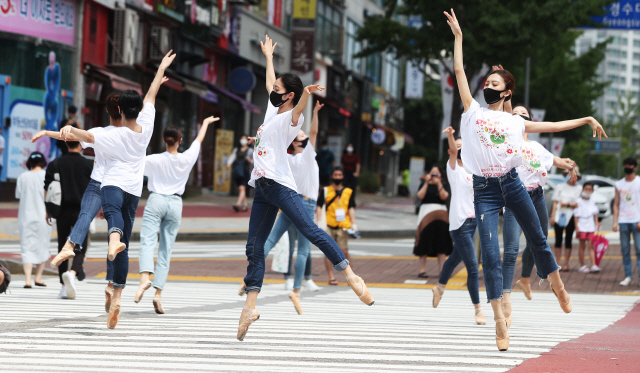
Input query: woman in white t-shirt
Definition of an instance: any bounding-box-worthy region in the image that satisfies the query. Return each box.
[134,116,218,314]
[550,170,582,271]
[431,126,486,326]
[237,36,374,341]
[445,10,606,351]
[59,51,175,329]
[502,105,579,316]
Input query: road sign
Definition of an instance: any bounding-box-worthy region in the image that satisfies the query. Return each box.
[592,1,640,29]
[593,139,621,154]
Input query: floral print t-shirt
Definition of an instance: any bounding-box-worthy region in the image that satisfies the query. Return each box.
[517,140,555,191]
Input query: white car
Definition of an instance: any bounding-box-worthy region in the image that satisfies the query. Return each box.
[543,174,615,219]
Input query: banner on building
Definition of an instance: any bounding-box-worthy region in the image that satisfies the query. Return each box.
[213,129,234,194]
[0,0,76,46]
[267,0,282,28]
[405,61,424,99]
[440,61,489,138]
[8,101,46,179]
[290,30,314,75]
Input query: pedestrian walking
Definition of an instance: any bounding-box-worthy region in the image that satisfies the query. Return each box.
[317,167,358,286]
[238,36,373,342]
[445,9,606,350]
[432,126,486,325]
[574,183,600,273]
[316,139,335,186]
[413,165,452,277]
[44,140,93,299]
[42,94,123,311]
[16,152,50,289]
[58,51,174,328]
[550,168,582,271]
[135,116,218,314]
[227,135,253,212]
[341,143,361,196]
[613,157,640,286]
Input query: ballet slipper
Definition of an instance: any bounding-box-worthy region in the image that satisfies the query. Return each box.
[51,248,75,268]
[346,275,375,306]
[237,306,260,341]
[134,280,152,303]
[104,286,113,313]
[495,318,509,351]
[238,281,246,296]
[107,299,121,329]
[516,279,533,300]
[289,292,303,315]
[550,282,572,313]
[475,309,486,325]
[153,295,165,314]
[107,242,126,261]
[432,286,444,308]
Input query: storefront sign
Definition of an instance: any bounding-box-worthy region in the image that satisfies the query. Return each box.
[228,67,256,95]
[7,100,48,179]
[290,30,314,74]
[405,61,424,99]
[0,0,76,46]
[213,129,233,194]
[156,0,184,22]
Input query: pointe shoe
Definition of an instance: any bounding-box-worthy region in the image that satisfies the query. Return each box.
[495,318,509,351]
[153,296,165,314]
[105,286,113,313]
[346,275,375,306]
[134,280,152,303]
[516,279,533,300]
[238,281,246,296]
[502,301,512,329]
[107,299,121,329]
[432,286,444,308]
[550,282,572,313]
[51,248,75,268]
[475,309,486,325]
[107,242,126,261]
[237,306,260,341]
[289,292,303,315]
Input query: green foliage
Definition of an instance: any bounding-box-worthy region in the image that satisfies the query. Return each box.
[358,169,381,193]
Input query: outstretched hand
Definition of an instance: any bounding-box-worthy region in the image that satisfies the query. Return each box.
[59,125,74,141]
[203,116,220,126]
[305,85,326,95]
[492,64,504,71]
[314,101,324,112]
[31,130,46,143]
[161,77,169,85]
[588,118,608,140]
[260,35,277,58]
[442,126,455,136]
[160,50,176,70]
[444,9,462,37]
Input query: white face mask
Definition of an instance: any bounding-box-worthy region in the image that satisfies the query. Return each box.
[346,147,354,153]
[239,139,248,146]
[581,192,592,199]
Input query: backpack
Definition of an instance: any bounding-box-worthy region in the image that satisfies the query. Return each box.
[45,173,62,219]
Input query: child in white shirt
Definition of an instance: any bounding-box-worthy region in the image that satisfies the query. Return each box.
[574,183,601,273]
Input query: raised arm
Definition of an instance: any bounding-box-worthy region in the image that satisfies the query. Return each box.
[443,126,457,169]
[32,130,79,143]
[194,116,219,144]
[292,85,325,126]
[553,157,578,183]
[59,125,94,144]
[144,50,176,106]
[310,101,323,147]
[444,10,473,112]
[525,117,607,140]
[261,35,277,93]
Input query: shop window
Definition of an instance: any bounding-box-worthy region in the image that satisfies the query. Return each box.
[316,0,343,60]
[366,53,382,85]
[345,19,363,74]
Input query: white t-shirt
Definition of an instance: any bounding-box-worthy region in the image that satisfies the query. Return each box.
[248,101,304,191]
[446,161,475,231]
[460,100,525,177]
[0,136,5,167]
[93,102,156,197]
[615,176,640,223]
[573,198,599,233]
[144,141,201,196]
[288,142,320,200]
[81,126,119,183]
[552,182,582,222]
[518,140,555,191]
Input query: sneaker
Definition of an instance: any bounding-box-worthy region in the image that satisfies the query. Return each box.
[590,265,601,273]
[304,279,321,292]
[578,265,590,273]
[62,271,76,299]
[620,277,632,286]
[58,286,69,299]
[284,278,294,291]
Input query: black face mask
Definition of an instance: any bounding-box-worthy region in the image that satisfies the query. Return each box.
[269,90,290,107]
[332,178,344,186]
[457,149,462,159]
[483,87,508,105]
[624,167,635,175]
[299,137,309,148]
[519,115,531,121]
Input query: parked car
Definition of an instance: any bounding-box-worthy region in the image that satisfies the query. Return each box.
[543,174,615,219]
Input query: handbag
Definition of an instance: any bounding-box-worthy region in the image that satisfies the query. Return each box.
[45,173,62,219]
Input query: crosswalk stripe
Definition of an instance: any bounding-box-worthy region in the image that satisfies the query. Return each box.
[0,282,637,372]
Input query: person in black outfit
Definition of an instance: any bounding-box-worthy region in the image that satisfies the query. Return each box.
[45,140,93,299]
[413,164,453,278]
[56,106,79,156]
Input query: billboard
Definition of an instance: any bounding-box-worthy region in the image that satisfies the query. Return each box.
[0,0,76,46]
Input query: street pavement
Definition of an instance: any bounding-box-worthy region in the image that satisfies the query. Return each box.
[0,281,638,372]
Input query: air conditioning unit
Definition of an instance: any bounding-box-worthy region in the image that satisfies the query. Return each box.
[149,26,170,60]
[111,9,139,66]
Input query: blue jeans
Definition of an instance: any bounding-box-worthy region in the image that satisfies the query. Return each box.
[101,186,140,289]
[244,178,348,292]
[503,186,549,291]
[439,218,480,304]
[263,196,316,289]
[473,168,559,301]
[68,179,102,250]
[619,223,640,280]
[283,226,312,279]
[138,193,182,290]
